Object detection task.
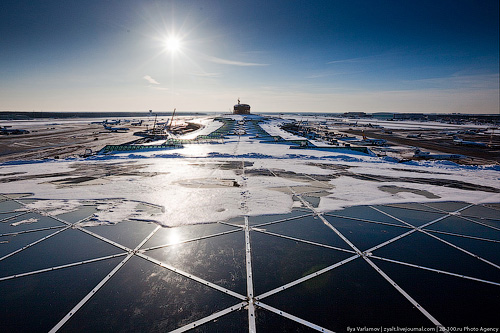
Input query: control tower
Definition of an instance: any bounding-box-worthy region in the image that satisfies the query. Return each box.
[233,98,251,115]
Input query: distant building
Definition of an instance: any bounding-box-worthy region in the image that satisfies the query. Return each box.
[342,112,367,118]
[372,112,395,120]
[393,113,426,120]
[233,99,251,115]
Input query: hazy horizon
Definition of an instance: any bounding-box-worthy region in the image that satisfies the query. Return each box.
[2,110,499,117]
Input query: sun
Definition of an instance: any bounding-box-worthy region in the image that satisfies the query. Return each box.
[164,35,182,53]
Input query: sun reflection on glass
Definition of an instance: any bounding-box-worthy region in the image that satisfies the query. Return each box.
[167,228,182,244]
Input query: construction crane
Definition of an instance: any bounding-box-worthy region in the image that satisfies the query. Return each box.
[169,108,176,130]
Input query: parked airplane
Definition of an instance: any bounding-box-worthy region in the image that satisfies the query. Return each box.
[452,136,487,147]
[103,124,130,132]
[0,126,30,135]
[414,149,463,160]
[91,119,121,125]
[359,132,387,146]
[131,120,143,126]
[439,131,458,136]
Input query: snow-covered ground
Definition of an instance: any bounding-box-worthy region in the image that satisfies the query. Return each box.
[275,115,494,130]
[1,115,499,227]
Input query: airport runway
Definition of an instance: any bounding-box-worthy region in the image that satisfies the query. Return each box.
[0,122,143,163]
[344,128,500,165]
[1,117,499,165]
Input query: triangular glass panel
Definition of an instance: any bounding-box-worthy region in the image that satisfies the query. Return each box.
[460,205,500,220]
[422,201,470,213]
[141,222,241,250]
[374,259,500,327]
[425,216,500,241]
[262,258,432,331]
[190,305,248,332]
[323,215,410,251]
[0,256,123,332]
[59,255,240,332]
[256,215,352,251]
[326,205,402,224]
[0,200,25,213]
[372,205,447,227]
[256,307,319,332]
[251,231,353,296]
[249,211,313,226]
[383,202,440,213]
[0,212,66,234]
[0,228,125,277]
[373,231,500,283]
[55,205,98,223]
[0,228,57,258]
[82,220,157,250]
[430,232,500,266]
[144,231,247,295]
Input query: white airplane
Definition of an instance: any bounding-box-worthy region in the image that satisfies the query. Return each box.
[414,149,463,160]
[452,136,487,147]
[91,119,121,125]
[103,124,130,132]
[360,132,387,146]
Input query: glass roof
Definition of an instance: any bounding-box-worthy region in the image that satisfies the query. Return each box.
[1,193,499,332]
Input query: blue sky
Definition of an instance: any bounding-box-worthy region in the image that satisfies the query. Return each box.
[1,0,498,113]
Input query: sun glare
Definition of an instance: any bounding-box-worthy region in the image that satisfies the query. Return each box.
[165,36,182,52]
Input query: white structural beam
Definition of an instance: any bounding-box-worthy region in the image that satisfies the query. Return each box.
[0,226,70,263]
[76,226,133,252]
[425,229,500,243]
[0,211,29,222]
[252,213,314,228]
[254,229,356,254]
[170,302,248,333]
[364,229,417,254]
[320,213,445,327]
[49,253,134,332]
[0,225,65,237]
[420,229,500,270]
[325,212,413,229]
[142,228,241,252]
[49,225,161,332]
[362,203,459,255]
[363,257,445,328]
[245,216,257,333]
[369,205,500,270]
[240,160,257,333]
[370,255,500,286]
[136,225,161,249]
[256,254,359,301]
[266,168,445,329]
[457,214,500,232]
[137,252,246,301]
[0,253,127,282]
[255,301,334,333]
